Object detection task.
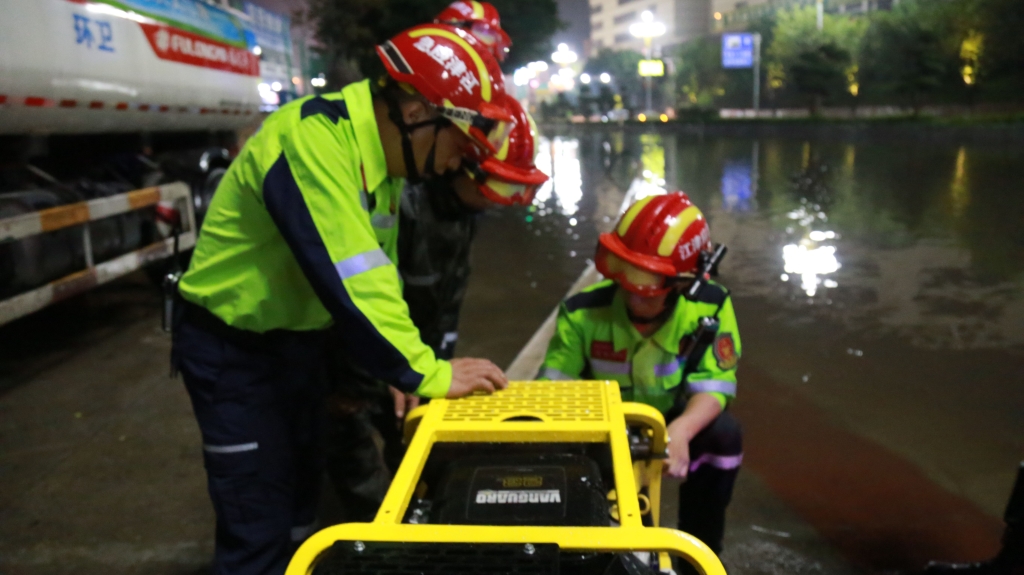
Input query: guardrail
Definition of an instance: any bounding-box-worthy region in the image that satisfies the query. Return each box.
[0,182,196,326]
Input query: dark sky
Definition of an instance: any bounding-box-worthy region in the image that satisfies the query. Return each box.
[248,0,592,55]
[554,0,591,54]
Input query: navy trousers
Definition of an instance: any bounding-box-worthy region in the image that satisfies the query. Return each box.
[677,410,743,554]
[173,304,327,575]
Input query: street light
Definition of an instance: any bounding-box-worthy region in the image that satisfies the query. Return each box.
[580,73,591,84]
[551,43,578,65]
[599,72,612,84]
[629,10,666,114]
[513,66,536,86]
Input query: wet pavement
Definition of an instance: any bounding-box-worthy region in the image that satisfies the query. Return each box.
[462,127,1024,572]
[2,126,1023,574]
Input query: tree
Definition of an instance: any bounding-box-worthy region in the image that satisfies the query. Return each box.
[789,42,851,114]
[978,0,1024,79]
[675,37,726,109]
[859,3,948,114]
[306,0,562,87]
[583,48,644,109]
[768,6,866,112]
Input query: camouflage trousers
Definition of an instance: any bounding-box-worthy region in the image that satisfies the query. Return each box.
[322,391,404,523]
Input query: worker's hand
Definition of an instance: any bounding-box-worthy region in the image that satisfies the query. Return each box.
[389,386,420,424]
[447,357,508,398]
[665,418,693,480]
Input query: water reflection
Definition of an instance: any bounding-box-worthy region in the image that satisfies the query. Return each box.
[634,133,1024,349]
[721,161,755,213]
[534,137,583,216]
[782,243,840,297]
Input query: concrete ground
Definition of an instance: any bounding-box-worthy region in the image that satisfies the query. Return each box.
[0,273,857,575]
[2,165,1019,574]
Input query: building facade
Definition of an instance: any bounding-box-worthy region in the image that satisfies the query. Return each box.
[588,0,712,56]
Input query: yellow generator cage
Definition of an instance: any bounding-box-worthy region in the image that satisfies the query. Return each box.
[287,380,726,575]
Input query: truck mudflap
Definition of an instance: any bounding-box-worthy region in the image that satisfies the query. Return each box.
[0,181,195,326]
[287,380,727,575]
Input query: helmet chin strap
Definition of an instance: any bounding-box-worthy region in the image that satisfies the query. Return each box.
[384,95,447,185]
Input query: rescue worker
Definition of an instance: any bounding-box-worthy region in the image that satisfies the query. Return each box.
[324,97,548,522]
[387,0,525,419]
[172,25,512,574]
[323,3,546,522]
[924,462,1024,574]
[539,192,743,557]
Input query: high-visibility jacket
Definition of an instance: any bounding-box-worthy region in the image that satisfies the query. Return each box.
[539,280,741,414]
[178,80,450,398]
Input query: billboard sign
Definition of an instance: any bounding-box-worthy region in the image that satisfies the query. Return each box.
[722,33,754,69]
[638,59,665,77]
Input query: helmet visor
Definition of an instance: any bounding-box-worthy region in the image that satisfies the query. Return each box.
[595,243,673,296]
[441,108,511,156]
[475,174,538,206]
[469,21,501,46]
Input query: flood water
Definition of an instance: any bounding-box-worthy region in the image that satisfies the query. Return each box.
[458,126,1024,568]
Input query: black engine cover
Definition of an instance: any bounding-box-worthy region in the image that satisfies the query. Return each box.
[433,453,608,527]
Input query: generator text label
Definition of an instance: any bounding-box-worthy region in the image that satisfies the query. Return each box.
[475,489,561,504]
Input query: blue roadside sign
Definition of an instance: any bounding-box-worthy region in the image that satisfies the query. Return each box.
[722,33,754,69]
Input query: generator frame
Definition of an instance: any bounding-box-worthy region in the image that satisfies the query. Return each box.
[287,380,726,575]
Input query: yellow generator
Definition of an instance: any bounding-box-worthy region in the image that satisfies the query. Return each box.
[287,380,726,575]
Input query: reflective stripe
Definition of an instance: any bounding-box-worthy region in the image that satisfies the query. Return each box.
[403,272,441,286]
[371,213,396,229]
[291,521,317,542]
[653,359,680,378]
[540,367,575,381]
[441,331,458,349]
[203,442,258,454]
[335,248,391,280]
[688,379,737,395]
[359,190,369,211]
[689,452,743,472]
[590,358,631,375]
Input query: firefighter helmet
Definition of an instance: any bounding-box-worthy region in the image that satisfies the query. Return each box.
[376,24,512,154]
[466,96,548,206]
[435,1,512,62]
[596,192,711,296]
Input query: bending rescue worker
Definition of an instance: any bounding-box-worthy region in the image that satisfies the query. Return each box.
[323,1,548,521]
[171,24,510,575]
[540,192,744,555]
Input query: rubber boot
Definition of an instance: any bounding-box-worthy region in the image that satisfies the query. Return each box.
[924,463,1024,575]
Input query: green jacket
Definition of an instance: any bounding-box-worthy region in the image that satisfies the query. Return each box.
[178,80,450,398]
[539,280,741,415]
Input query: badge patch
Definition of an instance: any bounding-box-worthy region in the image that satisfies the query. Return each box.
[713,333,738,370]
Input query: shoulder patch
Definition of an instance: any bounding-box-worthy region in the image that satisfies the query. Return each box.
[713,332,739,370]
[301,97,349,124]
[690,282,728,306]
[565,284,617,313]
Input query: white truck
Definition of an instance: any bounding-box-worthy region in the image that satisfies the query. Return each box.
[0,0,295,326]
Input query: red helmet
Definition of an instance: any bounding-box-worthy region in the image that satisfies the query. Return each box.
[377,24,512,154]
[435,1,512,62]
[596,192,711,296]
[466,96,548,205]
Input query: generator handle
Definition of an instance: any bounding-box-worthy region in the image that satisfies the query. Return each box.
[621,402,668,458]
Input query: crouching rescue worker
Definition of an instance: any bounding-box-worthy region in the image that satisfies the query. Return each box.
[171,24,510,575]
[539,192,743,556]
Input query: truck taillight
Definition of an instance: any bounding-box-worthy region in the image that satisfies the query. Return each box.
[155,201,181,226]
